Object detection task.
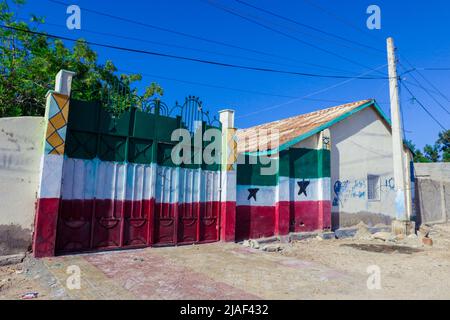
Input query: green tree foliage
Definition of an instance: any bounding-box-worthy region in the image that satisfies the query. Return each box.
[437,130,450,162]
[0,0,163,117]
[407,130,450,163]
[406,140,430,163]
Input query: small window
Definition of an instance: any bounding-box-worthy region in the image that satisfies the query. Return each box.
[367,175,380,201]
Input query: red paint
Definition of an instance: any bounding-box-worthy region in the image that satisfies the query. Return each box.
[220,201,236,242]
[33,198,60,258]
[236,206,276,241]
[53,198,220,254]
[235,201,331,242]
[275,202,290,236]
[287,201,332,232]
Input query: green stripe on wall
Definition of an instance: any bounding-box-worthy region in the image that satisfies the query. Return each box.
[237,155,279,186]
[279,148,330,179]
[237,148,331,185]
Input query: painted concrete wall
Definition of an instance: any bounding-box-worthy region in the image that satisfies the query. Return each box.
[329,107,406,228]
[0,117,46,255]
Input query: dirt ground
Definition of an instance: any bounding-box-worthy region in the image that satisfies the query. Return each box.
[1,223,450,300]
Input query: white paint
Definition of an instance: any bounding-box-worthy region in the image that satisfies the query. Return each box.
[0,117,46,229]
[55,70,76,96]
[330,106,411,220]
[278,177,331,202]
[38,154,65,198]
[61,158,221,204]
[219,109,235,129]
[221,170,237,202]
[236,185,277,207]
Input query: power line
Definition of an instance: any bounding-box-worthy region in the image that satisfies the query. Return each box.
[400,63,450,115]
[234,0,384,54]
[418,68,450,71]
[237,63,388,119]
[204,0,386,75]
[33,19,356,74]
[46,0,350,74]
[401,56,450,103]
[301,0,383,43]
[1,25,389,80]
[119,68,389,104]
[401,81,447,131]
[403,80,447,98]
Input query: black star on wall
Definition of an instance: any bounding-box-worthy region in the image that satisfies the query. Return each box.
[297,180,310,197]
[248,188,260,201]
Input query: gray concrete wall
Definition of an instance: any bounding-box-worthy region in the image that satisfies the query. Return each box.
[414,163,450,182]
[0,117,45,256]
[414,163,450,225]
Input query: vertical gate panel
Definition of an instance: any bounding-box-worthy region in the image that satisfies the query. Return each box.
[56,158,95,253]
[92,162,123,249]
[199,171,220,242]
[123,164,154,247]
[178,168,200,244]
[154,166,177,245]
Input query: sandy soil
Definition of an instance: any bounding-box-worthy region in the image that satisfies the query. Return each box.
[1,224,450,300]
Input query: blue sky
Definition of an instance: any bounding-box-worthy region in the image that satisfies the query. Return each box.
[13,0,450,148]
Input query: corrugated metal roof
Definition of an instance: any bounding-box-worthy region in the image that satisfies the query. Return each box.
[237,99,376,154]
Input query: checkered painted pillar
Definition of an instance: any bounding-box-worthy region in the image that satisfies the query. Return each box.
[219,109,237,242]
[33,70,75,258]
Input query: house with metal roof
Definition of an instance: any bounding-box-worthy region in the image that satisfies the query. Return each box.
[235,99,414,240]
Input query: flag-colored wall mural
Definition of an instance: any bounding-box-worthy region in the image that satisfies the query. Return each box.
[236,148,332,241]
[33,97,226,257]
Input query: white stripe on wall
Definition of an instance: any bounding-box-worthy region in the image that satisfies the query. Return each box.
[236,177,331,206]
[236,185,277,207]
[60,158,221,204]
[39,154,64,199]
[278,177,331,202]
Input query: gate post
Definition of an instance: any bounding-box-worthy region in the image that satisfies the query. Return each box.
[219,109,237,242]
[33,70,75,257]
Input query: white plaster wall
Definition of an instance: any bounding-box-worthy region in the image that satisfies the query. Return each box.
[0,117,45,229]
[329,107,401,226]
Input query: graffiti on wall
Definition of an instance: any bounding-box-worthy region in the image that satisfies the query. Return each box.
[333,177,395,207]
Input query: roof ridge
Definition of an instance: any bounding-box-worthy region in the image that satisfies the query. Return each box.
[239,99,373,133]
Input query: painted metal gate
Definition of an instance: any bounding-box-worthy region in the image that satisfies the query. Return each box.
[54,97,222,254]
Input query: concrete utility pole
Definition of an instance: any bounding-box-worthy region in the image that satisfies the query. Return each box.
[387,37,413,234]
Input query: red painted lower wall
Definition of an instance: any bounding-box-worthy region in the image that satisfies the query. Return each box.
[287,201,332,232]
[52,199,220,255]
[33,198,60,258]
[235,201,331,241]
[236,206,276,241]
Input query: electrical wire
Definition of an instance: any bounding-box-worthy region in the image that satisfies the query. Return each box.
[1,25,389,80]
[204,0,386,75]
[234,0,384,54]
[401,81,447,131]
[237,63,388,119]
[30,19,357,74]
[46,0,352,74]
